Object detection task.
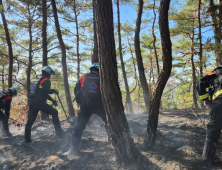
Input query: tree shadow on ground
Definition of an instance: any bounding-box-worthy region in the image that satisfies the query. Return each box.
[1,108,221,170]
[0,124,161,170]
[126,109,222,170]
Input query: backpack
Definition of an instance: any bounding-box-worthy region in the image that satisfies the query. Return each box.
[211,68,222,100]
[215,68,222,85]
[29,77,49,98]
[0,92,7,101]
[0,92,11,109]
[82,73,101,106]
[29,78,41,98]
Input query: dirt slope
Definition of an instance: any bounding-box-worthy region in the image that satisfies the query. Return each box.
[0,108,221,170]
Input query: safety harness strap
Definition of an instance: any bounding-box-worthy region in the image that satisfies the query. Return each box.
[39,78,49,89]
[80,75,85,87]
[205,71,215,76]
[2,96,12,103]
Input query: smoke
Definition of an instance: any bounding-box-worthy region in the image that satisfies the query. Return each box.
[87,114,104,127]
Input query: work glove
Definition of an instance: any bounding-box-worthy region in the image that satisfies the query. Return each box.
[52,100,58,106]
[204,99,211,107]
[54,89,59,95]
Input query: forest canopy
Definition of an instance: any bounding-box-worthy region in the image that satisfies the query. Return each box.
[0,0,218,116]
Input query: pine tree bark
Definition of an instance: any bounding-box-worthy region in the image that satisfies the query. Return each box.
[116,0,134,114]
[27,3,33,98]
[42,0,48,67]
[190,20,198,109]
[142,0,172,150]
[138,84,141,113]
[0,0,13,88]
[134,0,151,112]
[51,0,75,117]
[198,0,204,108]
[41,0,49,120]
[73,0,80,80]
[198,0,203,77]
[2,65,5,91]
[94,0,140,165]
[152,0,159,75]
[92,0,98,63]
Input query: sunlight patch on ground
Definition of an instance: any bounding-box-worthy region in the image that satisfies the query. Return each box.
[36,127,47,131]
[176,146,195,155]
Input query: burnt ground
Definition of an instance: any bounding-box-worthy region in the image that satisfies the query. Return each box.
[0,108,222,170]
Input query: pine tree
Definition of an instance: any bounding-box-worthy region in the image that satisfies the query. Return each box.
[142,0,172,150]
[0,0,14,88]
[51,0,75,117]
[134,0,151,112]
[95,0,141,165]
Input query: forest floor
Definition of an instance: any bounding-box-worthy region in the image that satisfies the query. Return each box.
[0,108,222,170]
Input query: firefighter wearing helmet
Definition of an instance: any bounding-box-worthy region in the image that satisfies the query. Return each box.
[0,87,18,137]
[24,66,64,143]
[68,63,110,155]
[196,66,222,166]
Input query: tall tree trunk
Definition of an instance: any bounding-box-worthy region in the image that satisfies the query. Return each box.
[73,0,80,80]
[152,0,159,75]
[0,0,13,88]
[125,99,129,114]
[89,0,101,126]
[41,0,49,120]
[94,0,140,165]
[27,4,32,98]
[127,35,138,87]
[127,35,137,81]
[198,0,203,77]
[190,20,198,109]
[149,55,153,95]
[42,0,48,66]
[134,0,151,112]
[51,0,75,117]
[198,0,204,108]
[116,0,134,114]
[142,0,172,150]
[209,0,222,65]
[2,65,5,91]
[138,84,141,113]
[92,0,98,63]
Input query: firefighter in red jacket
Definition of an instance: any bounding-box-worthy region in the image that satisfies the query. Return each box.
[68,63,110,155]
[0,87,18,137]
[196,66,222,166]
[24,66,64,143]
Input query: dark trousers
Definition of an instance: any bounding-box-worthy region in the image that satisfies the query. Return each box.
[0,109,8,121]
[206,100,222,143]
[25,103,62,141]
[0,109,10,134]
[70,105,109,148]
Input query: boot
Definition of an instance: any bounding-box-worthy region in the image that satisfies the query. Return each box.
[52,118,64,138]
[24,127,32,143]
[67,133,81,155]
[196,138,216,167]
[2,120,12,137]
